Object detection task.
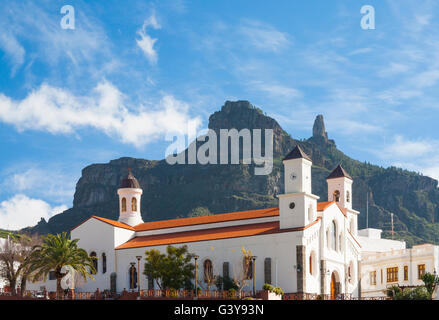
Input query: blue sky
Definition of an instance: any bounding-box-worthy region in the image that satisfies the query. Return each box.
[1,0,439,230]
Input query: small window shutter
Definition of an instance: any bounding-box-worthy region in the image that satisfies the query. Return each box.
[264,258,272,284]
[223,262,230,278]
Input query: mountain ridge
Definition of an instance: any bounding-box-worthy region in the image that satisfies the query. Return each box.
[23,100,439,247]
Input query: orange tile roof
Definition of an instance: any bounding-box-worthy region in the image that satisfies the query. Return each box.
[317,201,335,211]
[133,207,279,231]
[116,218,321,250]
[71,216,135,232]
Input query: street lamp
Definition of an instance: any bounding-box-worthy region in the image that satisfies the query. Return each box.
[251,256,257,297]
[130,262,136,291]
[136,256,142,298]
[194,255,199,299]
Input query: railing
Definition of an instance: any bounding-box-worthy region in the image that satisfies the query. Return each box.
[0,288,389,300]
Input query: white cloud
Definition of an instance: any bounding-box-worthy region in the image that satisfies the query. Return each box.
[136,14,162,65]
[0,33,25,75]
[2,167,76,203]
[378,62,410,77]
[249,81,302,99]
[385,135,435,158]
[376,135,439,182]
[0,81,202,148]
[238,20,290,52]
[0,194,67,231]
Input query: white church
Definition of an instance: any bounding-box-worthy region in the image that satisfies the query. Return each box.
[25,146,439,299]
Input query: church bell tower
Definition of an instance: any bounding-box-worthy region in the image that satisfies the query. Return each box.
[278,146,319,229]
[117,169,144,226]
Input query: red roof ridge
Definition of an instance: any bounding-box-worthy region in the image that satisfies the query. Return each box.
[133,207,279,231]
[317,201,335,211]
[117,217,322,250]
[71,216,135,232]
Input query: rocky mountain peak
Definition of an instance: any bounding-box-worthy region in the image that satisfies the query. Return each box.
[312,114,328,142]
[208,100,282,132]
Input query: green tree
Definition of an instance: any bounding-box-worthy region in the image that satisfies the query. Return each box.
[386,285,430,300]
[422,272,439,299]
[143,245,195,290]
[27,232,96,299]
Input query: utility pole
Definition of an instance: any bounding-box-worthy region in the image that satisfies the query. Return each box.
[366,192,369,229]
[390,213,394,240]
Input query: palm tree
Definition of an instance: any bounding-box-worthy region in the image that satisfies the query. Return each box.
[27,232,96,299]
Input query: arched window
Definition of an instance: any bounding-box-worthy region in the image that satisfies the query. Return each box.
[309,251,317,276]
[346,190,350,203]
[121,198,127,212]
[243,257,253,280]
[90,252,97,274]
[326,229,330,249]
[331,221,337,251]
[333,190,340,202]
[348,261,354,283]
[131,198,137,212]
[264,258,272,284]
[102,253,107,274]
[204,259,213,283]
[129,264,137,289]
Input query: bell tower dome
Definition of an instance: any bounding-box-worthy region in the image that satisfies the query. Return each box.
[117,169,144,226]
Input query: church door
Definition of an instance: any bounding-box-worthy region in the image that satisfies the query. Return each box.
[330,272,336,300]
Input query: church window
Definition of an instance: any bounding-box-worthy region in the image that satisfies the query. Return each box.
[346,190,350,203]
[326,229,330,249]
[131,198,137,212]
[204,259,213,283]
[331,221,337,251]
[264,258,272,284]
[333,190,340,202]
[49,271,56,280]
[404,266,408,281]
[90,252,97,274]
[121,198,127,212]
[387,267,398,283]
[338,233,342,251]
[418,264,426,279]
[223,262,230,279]
[129,264,137,289]
[370,271,376,285]
[102,253,107,274]
[244,257,253,280]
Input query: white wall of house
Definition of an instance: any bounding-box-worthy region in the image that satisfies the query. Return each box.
[360,244,439,297]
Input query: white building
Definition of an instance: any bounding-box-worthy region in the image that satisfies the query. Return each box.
[25,146,438,299]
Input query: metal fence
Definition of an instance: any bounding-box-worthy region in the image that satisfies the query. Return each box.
[0,288,388,300]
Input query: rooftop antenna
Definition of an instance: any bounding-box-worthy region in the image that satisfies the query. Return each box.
[390,213,394,240]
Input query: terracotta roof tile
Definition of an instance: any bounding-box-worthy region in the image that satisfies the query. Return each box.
[133,207,279,231]
[317,201,335,211]
[116,218,321,250]
[71,216,135,232]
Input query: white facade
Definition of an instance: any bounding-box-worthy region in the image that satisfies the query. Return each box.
[23,146,438,299]
[360,243,439,298]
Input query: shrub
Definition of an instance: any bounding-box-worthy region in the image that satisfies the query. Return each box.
[262,283,284,296]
